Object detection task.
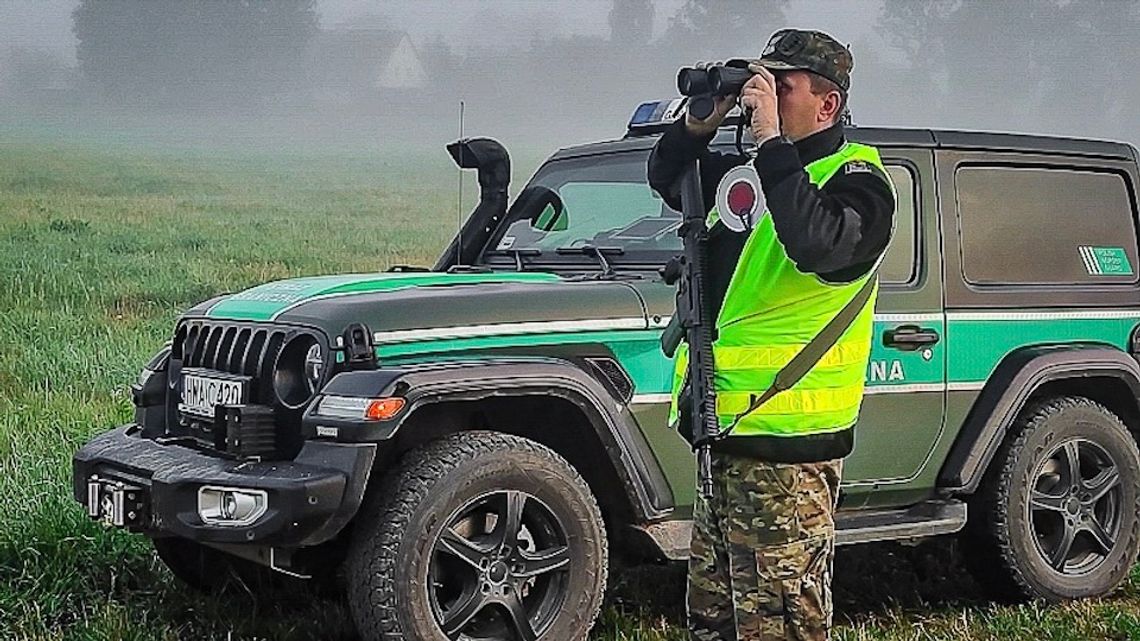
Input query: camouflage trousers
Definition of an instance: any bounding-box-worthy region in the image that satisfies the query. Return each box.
[687,452,842,641]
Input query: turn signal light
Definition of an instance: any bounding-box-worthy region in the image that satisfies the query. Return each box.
[316,395,407,421]
[365,397,406,420]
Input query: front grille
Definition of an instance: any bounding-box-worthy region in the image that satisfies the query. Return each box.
[175,323,286,383]
[165,320,324,458]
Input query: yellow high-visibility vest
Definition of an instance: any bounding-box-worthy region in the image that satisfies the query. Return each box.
[669,142,891,438]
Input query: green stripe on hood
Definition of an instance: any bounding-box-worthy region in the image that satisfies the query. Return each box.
[205,272,561,321]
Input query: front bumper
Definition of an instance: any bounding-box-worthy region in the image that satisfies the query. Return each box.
[72,424,375,546]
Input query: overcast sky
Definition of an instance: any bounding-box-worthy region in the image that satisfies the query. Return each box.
[3,0,1136,156]
[0,0,886,62]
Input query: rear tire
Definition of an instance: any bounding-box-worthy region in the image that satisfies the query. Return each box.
[345,431,608,641]
[963,396,1140,602]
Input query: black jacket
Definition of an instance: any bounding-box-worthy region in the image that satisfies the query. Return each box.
[647,120,895,463]
[649,120,895,309]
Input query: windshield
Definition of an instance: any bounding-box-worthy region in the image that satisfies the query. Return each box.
[485,151,681,262]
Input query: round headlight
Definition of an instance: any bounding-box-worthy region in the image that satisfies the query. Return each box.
[273,334,320,408]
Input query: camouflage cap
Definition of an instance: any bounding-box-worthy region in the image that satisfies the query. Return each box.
[755,29,853,92]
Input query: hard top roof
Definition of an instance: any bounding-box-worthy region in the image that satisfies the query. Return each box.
[548,122,1136,162]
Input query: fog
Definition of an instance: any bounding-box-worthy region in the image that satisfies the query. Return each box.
[2,0,1139,161]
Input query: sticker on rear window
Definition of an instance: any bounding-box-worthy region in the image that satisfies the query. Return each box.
[1079,246,1134,276]
[496,236,516,250]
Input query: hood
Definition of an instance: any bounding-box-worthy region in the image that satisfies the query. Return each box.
[191,272,649,349]
[198,272,560,322]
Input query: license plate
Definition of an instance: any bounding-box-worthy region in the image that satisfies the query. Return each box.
[86,476,146,528]
[180,372,247,418]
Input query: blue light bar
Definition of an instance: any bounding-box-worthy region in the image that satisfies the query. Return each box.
[627,98,685,130]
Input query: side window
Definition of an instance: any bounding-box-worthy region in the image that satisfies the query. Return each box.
[956,166,1139,285]
[881,165,918,286]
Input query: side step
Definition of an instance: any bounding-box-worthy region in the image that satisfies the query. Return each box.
[835,500,967,546]
[631,500,968,562]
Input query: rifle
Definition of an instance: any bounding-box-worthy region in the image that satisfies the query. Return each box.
[660,160,718,500]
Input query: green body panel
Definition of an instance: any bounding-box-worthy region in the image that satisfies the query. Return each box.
[376,329,667,374]
[945,315,1140,383]
[851,388,982,509]
[631,402,694,511]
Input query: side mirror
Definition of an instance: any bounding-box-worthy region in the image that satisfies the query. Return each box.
[515,186,567,232]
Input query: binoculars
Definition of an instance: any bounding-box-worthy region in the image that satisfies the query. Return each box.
[676,61,755,119]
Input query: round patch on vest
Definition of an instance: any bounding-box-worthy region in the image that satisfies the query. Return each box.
[715,164,766,233]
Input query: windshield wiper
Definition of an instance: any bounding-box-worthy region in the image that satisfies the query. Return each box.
[555,245,624,277]
[487,248,542,271]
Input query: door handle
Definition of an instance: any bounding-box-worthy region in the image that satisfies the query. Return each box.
[883,325,940,351]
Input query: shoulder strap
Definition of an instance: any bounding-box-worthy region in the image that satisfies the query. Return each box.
[717,272,877,438]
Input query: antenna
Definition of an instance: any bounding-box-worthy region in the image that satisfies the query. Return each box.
[456,100,465,268]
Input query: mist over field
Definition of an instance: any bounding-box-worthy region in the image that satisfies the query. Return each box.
[3,0,1140,163]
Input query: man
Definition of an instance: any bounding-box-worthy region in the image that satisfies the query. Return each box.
[648,30,895,640]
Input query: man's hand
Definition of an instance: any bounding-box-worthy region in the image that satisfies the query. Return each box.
[685,93,736,136]
[743,63,780,144]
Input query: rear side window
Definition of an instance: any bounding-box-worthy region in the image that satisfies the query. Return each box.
[956,166,1138,285]
[881,165,917,286]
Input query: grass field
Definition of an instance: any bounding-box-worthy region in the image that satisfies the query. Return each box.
[2,141,1140,640]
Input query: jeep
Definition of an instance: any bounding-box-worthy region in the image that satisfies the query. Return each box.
[73,102,1140,640]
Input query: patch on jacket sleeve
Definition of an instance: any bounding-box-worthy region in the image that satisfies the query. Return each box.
[842,160,892,188]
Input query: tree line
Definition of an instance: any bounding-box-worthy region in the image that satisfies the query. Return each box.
[6,0,1136,144]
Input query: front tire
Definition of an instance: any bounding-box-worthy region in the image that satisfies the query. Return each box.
[346,431,608,641]
[964,396,1140,602]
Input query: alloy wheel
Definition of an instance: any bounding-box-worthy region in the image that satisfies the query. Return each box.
[1028,437,1124,574]
[428,490,572,641]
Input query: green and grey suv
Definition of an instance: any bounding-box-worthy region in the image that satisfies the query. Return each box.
[73,110,1140,640]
